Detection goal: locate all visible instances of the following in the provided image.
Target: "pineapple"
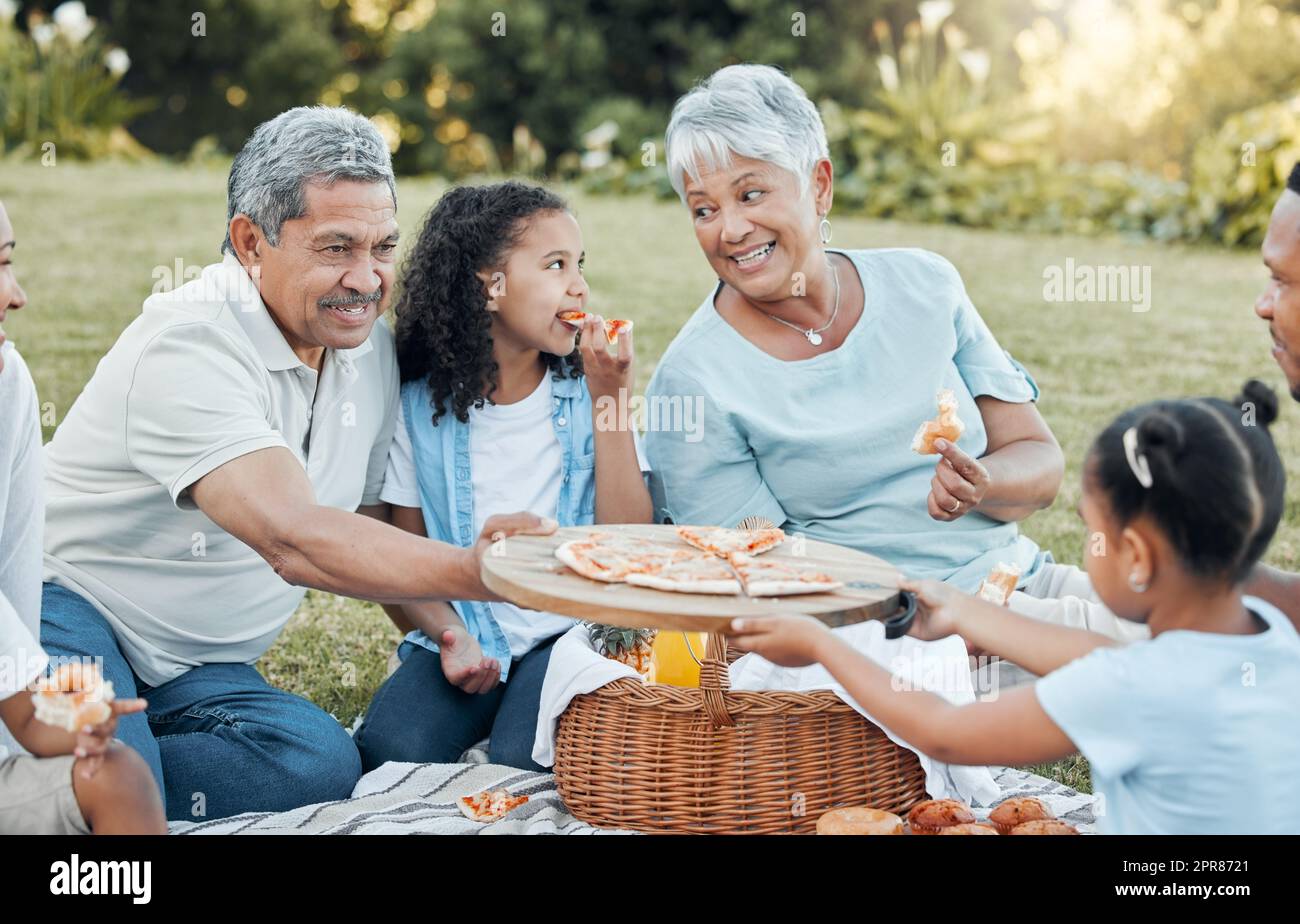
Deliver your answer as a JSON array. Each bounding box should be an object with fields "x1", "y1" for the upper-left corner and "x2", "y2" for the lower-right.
[{"x1": 586, "y1": 623, "x2": 657, "y2": 682}]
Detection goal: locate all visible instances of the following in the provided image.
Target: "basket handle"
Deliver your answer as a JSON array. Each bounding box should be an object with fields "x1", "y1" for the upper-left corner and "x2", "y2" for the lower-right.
[{"x1": 699, "y1": 632, "x2": 736, "y2": 729}]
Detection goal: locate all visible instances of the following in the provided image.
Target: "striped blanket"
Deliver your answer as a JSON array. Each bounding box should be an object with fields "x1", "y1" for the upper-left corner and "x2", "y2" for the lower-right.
[{"x1": 168, "y1": 756, "x2": 1099, "y2": 835}]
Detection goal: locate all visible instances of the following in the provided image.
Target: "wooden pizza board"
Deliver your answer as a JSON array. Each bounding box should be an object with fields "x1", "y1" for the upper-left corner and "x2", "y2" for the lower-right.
[{"x1": 480, "y1": 524, "x2": 903, "y2": 632}]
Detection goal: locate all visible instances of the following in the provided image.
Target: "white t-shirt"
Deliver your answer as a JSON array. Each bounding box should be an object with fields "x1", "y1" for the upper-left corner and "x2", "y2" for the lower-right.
[
  {"x1": 0, "y1": 343, "x2": 47, "y2": 760},
  {"x1": 42, "y1": 256, "x2": 399, "y2": 687},
  {"x1": 382, "y1": 375, "x2": 576, "y2": 658}
]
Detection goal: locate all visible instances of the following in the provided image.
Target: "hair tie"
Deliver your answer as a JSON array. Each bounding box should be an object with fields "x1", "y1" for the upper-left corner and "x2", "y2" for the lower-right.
[{"x1": 1123, "y1": 426, "x2": 1153, "y2": 489}]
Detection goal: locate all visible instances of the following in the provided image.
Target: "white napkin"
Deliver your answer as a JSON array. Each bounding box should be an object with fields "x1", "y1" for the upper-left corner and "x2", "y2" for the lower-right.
[
  {"x1": 534, "y1": 621, "x2": 1000, "y2": 806},
  {"x1": 533, "y1": 624, "x2": 641, "y2": 767},
  {"x1": 727, "y1": 619, "x2": 1000, "y2": 805}
]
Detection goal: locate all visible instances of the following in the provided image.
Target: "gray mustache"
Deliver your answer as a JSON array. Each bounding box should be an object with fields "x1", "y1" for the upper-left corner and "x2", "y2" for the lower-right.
[{"x1": 319, "y1": 289, "x2": 382, "y2": 308}]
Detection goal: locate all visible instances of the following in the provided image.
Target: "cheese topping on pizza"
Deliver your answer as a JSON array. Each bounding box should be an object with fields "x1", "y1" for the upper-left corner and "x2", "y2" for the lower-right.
[
  {"x1": 727, "y1": 553, "x2": 843, "y2": 597},
  {"x1": 458, "y1": 789, "x2": 530, "y2": 822},
  {"x1": 675, "y1": 525, "x2": 785, "y2": 557}
]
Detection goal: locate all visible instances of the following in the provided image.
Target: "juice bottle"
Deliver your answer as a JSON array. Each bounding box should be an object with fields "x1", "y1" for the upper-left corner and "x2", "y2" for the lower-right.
[{"x1": 650, "y1": 631, "x2": 706, "y2": 687}]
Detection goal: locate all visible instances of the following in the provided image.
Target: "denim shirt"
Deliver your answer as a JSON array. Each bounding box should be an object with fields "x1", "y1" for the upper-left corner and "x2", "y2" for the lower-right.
[{"x1": 399, "y1": 371, "x2": 596, "y2": 681}]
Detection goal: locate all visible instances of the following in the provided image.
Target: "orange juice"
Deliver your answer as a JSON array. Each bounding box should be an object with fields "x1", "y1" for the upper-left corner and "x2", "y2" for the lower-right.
[{"x1": 650, "y1": 631, "x2": 705, "y2": 687}]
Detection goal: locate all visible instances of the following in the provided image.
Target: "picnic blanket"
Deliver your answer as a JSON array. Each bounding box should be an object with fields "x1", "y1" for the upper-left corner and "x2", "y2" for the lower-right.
[{"x1": 167, "y1": 753, "x2": 1100, "y2": 834}]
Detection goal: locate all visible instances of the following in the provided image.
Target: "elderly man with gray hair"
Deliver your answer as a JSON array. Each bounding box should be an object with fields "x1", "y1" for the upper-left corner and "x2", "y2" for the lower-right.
[{"x1": 38, "y1": 107, "x2": 554, "y2": 822}]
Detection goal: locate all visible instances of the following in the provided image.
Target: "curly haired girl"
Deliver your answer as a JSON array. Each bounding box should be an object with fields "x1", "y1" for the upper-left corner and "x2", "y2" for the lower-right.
[{"x1": 355, "y1": 181, "x2": 652, "y2": 772}]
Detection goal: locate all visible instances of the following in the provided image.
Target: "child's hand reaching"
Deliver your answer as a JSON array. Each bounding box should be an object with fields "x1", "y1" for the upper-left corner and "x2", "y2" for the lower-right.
[
  {"x1": 898, "y1": 577, "x2": 967, "y2": 641},
  {"x1": 725, "y1": 614, "x2": 831, "y2": 667},
  {"x1": 74, "y1": 698, "x2": 147, "y2": 780},
  {"x1": 579, "y1": 314, "x2": 634, "y2": 402}
]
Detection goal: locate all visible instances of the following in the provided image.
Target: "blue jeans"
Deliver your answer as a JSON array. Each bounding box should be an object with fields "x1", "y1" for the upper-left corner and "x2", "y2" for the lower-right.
[
  {"x1": 354, "y1": 636, "x2": 559, "y2": 774},
  {"x1": 39, "y1": 583, "x2": 362, "y2": 822}
]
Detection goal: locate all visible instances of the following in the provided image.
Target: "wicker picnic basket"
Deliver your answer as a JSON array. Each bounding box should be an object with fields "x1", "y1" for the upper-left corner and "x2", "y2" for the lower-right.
[{"x1": 553, "y1": 631, "x2": 928, "y2": 835}]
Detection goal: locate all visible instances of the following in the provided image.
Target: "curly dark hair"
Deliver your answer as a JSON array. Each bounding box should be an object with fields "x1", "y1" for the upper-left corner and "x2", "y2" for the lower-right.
[{"x1": 394, "y1": 181, "x2": 582, "y2": 424}]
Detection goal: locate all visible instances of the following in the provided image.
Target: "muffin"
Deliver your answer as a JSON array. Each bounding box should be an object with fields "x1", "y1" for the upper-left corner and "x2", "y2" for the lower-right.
[
  {"x1": 816, "y1": 807, "x2": 904, "y2": 835},
  {"x1": 988, "y1": 797, "x2": 1055, "y2": 834},
  {"x1": 1009, "y1": 819, "x2": 1080, "y2": 835},
  {"x1": 906, "y1": 799, "x2": 977, "y2": 834},
  {"x1": 939, "y1": 823, "x2": 999, "y2": 835}
]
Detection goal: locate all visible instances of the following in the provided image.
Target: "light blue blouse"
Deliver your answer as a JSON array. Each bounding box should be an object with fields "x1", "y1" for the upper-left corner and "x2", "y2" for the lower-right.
[
  {"x1": 644, "y1": 247, "x2": 1048, "y2": 592},
  {"x1": 1035, "y1": 597, "x2": 1300, "y2": 834}
]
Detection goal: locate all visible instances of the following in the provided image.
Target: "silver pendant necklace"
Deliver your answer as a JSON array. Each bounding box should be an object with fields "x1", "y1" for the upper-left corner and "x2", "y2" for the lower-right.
[{"x1": 752, "y1": 256, "x2": 840, "y2": 346}]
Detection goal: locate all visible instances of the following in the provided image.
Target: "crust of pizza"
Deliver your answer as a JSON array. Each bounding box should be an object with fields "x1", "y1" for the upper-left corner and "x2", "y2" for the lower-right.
[
  {"x1": 625, "y1": 556, "x2": 742, "y2": 595},
  {"x1": 911, "y1": 388, "x2": 965, "y2": 454},
  {"x1": 676, "y1": 525, "x2": 785, "y2": 557},
  {"x1": 555, "y1": 539, "x2": 625, "y2": 582},
  {"x1": 729, "y1": 553, "x2": 842, "y2": 597},
  {"x1": 625, "y1": 572, "x2": 742, "y2": 595}
]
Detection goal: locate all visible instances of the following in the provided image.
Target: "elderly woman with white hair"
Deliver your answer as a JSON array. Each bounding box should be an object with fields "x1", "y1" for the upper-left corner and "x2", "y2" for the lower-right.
[{"x1": 646, "y1": 65, "x2": 1144, "y2": 649}]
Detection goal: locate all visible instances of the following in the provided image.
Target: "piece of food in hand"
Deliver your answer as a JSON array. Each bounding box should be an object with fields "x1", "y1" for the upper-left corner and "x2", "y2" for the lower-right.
[
  {"x1": 976, "y1": 562, "x2": 1021, "y2": 606},
  {"x1": 603, "y1": 318, "x2": 633, "y2": 344},
  {"x1": 557, "y1": 310, "x2": 633, "y2": 345},
  {"x1": 728, "y1": 552, "x2": 842, "y2": 597},
  {"x1": 458, "y1": 789, "x2": 530, "y2": 822},
  {"x1": 911, "y1": 388, "x2": 965, "y2": 454},
  {"x1": 906, "y1": 798, "x2": 977, "y2": 834},
  {"x1": 555, "y1": 533, "x2": 696, "y2": 583},
  {"x1": 816, "y1": 807, "x2": 904, "y2": 835},
  {"x1": 625, "y1": 555, "x2": 743, "y2": 595},
  {"x1": 587, "y1": 623, "x2": 657, "y2": 681},
  {"x1": 676, "y1": 525, "x2": 786, "y2": 557},
  {"x1": 1008, "y1": 819, "x2": 1079, "y2": 835},
  {"x1": 31, "y1": 661, "x2": 115, "y2": 732},
  {"x1": 939, "y1": 823, "x2": 1000, "y2": 835},
  {"x1": 988, "y1": 796, "x2": 1054, "y2": 834}
]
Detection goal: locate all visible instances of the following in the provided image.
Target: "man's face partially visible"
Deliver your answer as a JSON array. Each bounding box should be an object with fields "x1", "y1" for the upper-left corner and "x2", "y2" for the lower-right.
[
  {"x1": 1258, "y1": 190, "x2": 1300, "y2": 400},
  {"x1": 245, "y1": 179, "x2": 398, "y2": 366}
]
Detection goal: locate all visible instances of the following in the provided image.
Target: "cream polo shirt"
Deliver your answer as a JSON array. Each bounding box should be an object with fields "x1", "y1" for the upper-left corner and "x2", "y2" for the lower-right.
[{"x1": 42, "y1": 254, "x2": 399, "y2": 687}]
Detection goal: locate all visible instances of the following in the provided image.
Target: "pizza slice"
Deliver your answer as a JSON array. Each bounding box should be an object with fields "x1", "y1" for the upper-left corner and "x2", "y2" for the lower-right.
[
  {"x1": 676, "y1": 525, "x2": 786, "y2": 557},
  {"x1": 625, "y1": 555, "x2": 743, "y2": 595},
  {"x1": 976, "y1": 562, "x2": 1021, "y2": 606},
  {"x1": 911, "y1": 388, "x2": 965, "y2": 454},
  {"x1": 30, "y1": 661, "x2": 115, "y2": 732},
  {"x1": 602, "y1": 318, "x2": 633, "y2": 344},
  {"x1": 728, "y1": 552, "x2": 843, "y2": 597},
  {"x1": 556, "y1": 311, "x2": 633, "y2": 345},
  {"x1": 458, "y1": 789, "x2": 530, "y2": 822},
  {"x1": 555, "y1": 534, "x2": 696, "y2": 583}
]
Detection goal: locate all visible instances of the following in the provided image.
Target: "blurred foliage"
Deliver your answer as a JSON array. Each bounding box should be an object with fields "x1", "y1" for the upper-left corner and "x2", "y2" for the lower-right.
[
  {"x1": 0, "y1": 2, "x2": 151, "y2": 159},
  {"x1": 1018, "y1": 0, "x2": 1300, "y2": 179},
  {"x1": 1189, "y1": 96, "x2": 1300, "y2": 247},
  {"x1": 6, "y1": 0, "x2": 1300, "y2": 248}
]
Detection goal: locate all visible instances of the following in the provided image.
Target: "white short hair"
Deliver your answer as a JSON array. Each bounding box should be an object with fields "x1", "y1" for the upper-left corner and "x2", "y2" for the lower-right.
[{"x1": 665, "y1": 64, "x2": 830, "y2": 202}]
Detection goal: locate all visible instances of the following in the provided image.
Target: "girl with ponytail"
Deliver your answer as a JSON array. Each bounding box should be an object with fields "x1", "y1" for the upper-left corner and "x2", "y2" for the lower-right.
[
  {"x1": 356, "y1": 181, "x2": 652, "y2": 772},
  {"x1": 726, "y1": 380, "x2": 1299, "y2": 834}
]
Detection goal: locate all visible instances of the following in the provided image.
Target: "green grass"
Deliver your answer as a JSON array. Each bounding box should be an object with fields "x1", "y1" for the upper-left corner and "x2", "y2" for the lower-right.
[{"x1": 4, "y1": 161, "x2": 1297, "y2": 795}]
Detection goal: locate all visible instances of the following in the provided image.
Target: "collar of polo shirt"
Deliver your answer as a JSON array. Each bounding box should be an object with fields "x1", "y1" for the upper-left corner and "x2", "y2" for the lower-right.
[{"x1": 218, "y1": 253, "x2": 374, "y2": 375}]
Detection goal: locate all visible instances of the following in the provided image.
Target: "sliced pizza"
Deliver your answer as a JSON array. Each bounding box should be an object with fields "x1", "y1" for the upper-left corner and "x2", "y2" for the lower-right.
[
  {"x1": 911, "y1": 388, "x2": 965, "y2": 454},
  {"x1": 458, "y1": 789, "x2": 530, "y2": 822},
  {"x1": 603, "y1": 318, "x2": 633, "y2": 344},
  {"x1": 556, "y1": 310, "x2": 633, "y2": 345},
  {"x1": 976, "y1": 562, "x2": 1021, "y2": 606},
  {"x1": 676, "y1": 525, "x2": 786, "y2": 557},
  {"x1": 31, "y1": 661, "x2": 115, "y2": 732},
  {"x1": 625, "y1": 555, "x2": 743, "y2": 595},
  {"x1": 728, "y1": 552, "x2": 843, "y2": 597},
  {"x1": 555, "y1": 533, "x2": 696, "y2": 583}
]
